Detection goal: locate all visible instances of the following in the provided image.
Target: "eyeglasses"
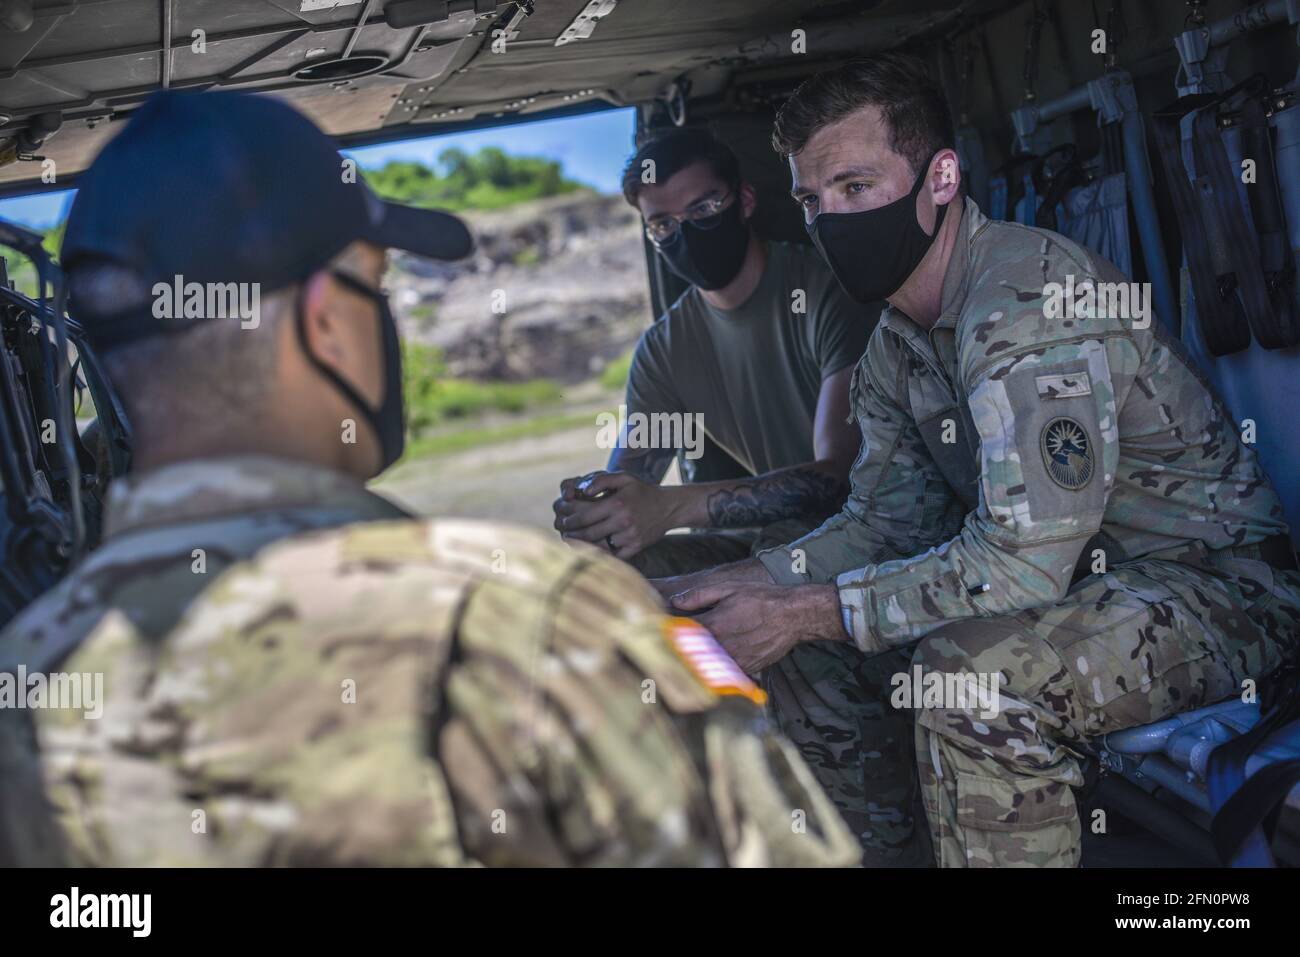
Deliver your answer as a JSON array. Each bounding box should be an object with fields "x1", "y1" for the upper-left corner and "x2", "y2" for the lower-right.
[{"x1": 644, "y1": 191, "x2": 735, "y2": 247}]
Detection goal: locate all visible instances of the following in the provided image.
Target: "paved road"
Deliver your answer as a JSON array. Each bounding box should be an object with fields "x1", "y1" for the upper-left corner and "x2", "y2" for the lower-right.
[{"x1": 375, "y1": 420, "x2": 610, "y2": 528}]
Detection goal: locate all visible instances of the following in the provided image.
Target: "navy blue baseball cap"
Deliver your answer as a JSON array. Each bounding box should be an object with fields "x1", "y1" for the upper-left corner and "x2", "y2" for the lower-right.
[{"x1": 62, "y1": 88, "x2": 473, "y2": 349}]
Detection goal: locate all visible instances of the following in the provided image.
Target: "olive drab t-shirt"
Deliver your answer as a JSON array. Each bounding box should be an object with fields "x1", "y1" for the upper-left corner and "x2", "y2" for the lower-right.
[{"x1": 625, "y1": 241, "x2": 879, "y2": 477}]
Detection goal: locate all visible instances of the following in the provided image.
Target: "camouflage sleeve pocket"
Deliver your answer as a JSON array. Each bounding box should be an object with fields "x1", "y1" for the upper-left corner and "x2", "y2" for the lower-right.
[
  {"x1": 845, "y1": 356, "x2": 865, "y2": 426},
  {"x1": 969, "y1": 344, "x2": 1114, "y2": 539}
]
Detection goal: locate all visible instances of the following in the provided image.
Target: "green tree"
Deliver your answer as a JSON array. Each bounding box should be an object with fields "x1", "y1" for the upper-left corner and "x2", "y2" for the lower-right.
[
  {"x1": 363, "y1": 146, "x2": 583, "y2": 212},
  {"x1": 437, "y1": 147, "x2": 473, "y2": 184},
  {"x1": 476, "y1": 146, "x2": 512, "y2": 188}
]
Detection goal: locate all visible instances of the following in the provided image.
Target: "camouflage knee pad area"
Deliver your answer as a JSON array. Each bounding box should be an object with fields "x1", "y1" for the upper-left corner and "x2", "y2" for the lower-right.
[
  {"x1": 911, "y1": 558, "x2": 1299, "y2": 867},
  {"x1": 911, "y1": 618, "x2": 1086, "y2": 868}
]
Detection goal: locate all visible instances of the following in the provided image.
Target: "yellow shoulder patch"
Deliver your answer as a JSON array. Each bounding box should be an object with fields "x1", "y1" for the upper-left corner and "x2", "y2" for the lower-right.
[{"x1": 662, "y1": 617, "x2": 767, "y2": 707}]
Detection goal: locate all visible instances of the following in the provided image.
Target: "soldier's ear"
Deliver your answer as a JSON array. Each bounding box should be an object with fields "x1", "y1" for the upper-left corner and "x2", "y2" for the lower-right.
[
  {"x1": 299, "y1": 270, "x2": 347, "y2": 367},
  {"x1": 740, "y1": 181, "x2": 758, "y2": 221},
  {"x1": 929, "y1": 149, "x2": 962, "y2": 208}
]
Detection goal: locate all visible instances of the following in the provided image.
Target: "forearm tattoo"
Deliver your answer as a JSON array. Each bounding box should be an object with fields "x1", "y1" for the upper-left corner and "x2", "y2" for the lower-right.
[{"x1": 706, "y1": 468, "x2": 849, "y2": 528}]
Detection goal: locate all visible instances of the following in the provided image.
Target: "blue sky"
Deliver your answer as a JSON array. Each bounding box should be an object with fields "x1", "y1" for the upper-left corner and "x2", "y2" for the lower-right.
[{"x1": 0, "y1": 106, "x2": 637, "y2": 229}]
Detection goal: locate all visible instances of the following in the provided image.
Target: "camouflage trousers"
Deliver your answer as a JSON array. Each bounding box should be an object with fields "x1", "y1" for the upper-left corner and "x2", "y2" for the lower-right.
[
  {"x1": 911, "y1": 546, "x2": 1300, "y2": 867},
  {"x1": 763, "y1": 641, "x2": 932, "y2": 867},
  {"x1": 631, "y1": 519, "x2": 932, "y2": 866},
  {"x1": 628, "y1": 529, "x2": 758, "y2": 579}
]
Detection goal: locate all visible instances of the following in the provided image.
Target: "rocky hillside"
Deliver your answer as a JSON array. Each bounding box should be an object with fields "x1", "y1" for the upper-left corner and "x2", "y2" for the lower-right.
[{"x1": 388, "y1": 190, "x2": 651, "y2": 383}]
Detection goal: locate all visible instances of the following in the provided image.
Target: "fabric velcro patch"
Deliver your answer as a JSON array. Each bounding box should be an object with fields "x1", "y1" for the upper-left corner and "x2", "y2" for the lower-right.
[
  {"x1": 1040, "y1": 416, "x2": 1095, "y2": 490},
  {"x1": 1034, "y1": 372, "x2": 1091, "y2": 399},
  {"x1": 661, "y1": 617, "x2": 767, "y2": 707}
]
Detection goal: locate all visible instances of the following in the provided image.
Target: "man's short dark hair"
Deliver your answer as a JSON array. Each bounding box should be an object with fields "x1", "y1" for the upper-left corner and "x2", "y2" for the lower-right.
[
  {"x1": 68, "y1": 258, "x2": 286, "y2": 455},
  {"x1": 620, "y1": 128, "x2": 741, "y2": 207},
  {"x1": 771, "y1": 52, "x2": 955, "y2": 177}
]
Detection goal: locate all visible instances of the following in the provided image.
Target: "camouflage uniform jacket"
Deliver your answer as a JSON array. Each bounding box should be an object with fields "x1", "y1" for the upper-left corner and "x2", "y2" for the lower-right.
[
  {"x1": 0, "y1": 455, "x2": 857, "y2": 867},
  {"x1": 758, "y1": 199, "x2": 1293, "y2": 653}
]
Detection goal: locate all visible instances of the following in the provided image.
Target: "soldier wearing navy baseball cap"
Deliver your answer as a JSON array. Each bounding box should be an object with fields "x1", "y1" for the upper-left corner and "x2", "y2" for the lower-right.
[
  {"x1": 65, "y1": 88, "x2": 473, "y2": 477},
  {"x1": 0, "y1": 91, "x2": 863, "y2": 872}
]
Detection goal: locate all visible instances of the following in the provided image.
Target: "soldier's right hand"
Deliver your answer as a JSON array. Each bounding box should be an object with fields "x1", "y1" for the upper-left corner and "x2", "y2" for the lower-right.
[
  {"x1": 649, "y1": 557, "x2": 773, "y2": 606},
  {"x1": 649, "y1": 572, "x2": 694, "y2": 603},
  {"x1": 556, "y1": 472, "x2": 592, "y2": 504},
  {"x1": 554, "y1": 471, "x2": 613, "y2": 551}
]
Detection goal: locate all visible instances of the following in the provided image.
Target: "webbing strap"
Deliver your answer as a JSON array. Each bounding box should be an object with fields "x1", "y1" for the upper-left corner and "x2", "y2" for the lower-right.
[
  {"x1": 1193, "y1": 106, "x2": 1278, "y2": 348},
  {"x1": 1236, "y1": 96, "x2": 1300, "y2": 348},
  {"x1": 1152, "y1": 95, "x2": 1252, "y2": 355},
  {"x1": 1210, "y1": 759, "x2": 1300, "y2": 867},
  {"x1": 1206, "y1": 664, "x2": 1300, "y2": 867}
]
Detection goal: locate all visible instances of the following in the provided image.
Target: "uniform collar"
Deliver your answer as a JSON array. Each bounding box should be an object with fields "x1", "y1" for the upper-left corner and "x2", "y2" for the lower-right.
[
  {"x1": 936, "y1": 197, "x2": 985, "y2": 329},
  {"x1": 879, "y1": 196, "x2": 984, "y2": 339},
  {"x1": 104, "y1": 455, "x2": 402, "y2": 538}
]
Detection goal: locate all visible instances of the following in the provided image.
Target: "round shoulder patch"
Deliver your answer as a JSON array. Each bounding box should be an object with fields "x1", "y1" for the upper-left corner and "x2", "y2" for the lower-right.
[{"x1": 1040, "y1": 416, "x2": 1094, "y2": 490}]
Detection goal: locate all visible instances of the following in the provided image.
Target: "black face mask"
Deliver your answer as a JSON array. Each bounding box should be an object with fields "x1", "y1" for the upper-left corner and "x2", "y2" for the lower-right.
[
  {"x1": 807, "y1": 158, "x2": 949, "y2": 304},
  {"x1": 296, "y1": 270, "x2": 406, "y2": 474},
  {"x1": 656, "y1": 199, "x2": 750, "y2": 291}
]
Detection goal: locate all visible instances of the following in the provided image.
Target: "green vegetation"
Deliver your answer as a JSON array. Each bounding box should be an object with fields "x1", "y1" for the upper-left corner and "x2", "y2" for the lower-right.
[
  {"x1": 402, "y1": 340, "x2": 563, "y2": 434},
  {"x1": 364, "y1": 146, "x2": 584, "y2": 212},
  {"x1": 401, "y1": 408, "x2": 608, "y2": 462},
  {"x1": 398, "y1": 338, "x2": 635, "y2": 463},
  {"x1": 405, "y1": 301, "x2": 438, "y2": 326},
  {"x1": 5, "y1": 221, "x2": 64, "y2": 297},
  {"x1": 599, "y1": 349, "x2": 633, "y2": 390},
  {"x1": 42, "y1": 221, "x2": 64, "y2": 258},
  {"x1": 512, "y1": 245, "x2": 541, "y2": 267}
]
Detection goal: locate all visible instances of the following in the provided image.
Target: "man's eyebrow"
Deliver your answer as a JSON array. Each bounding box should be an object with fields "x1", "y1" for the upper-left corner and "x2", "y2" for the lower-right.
[
  {"x1": 827, "y1": 166, "x2": 880, "y2": 185},
  {"x1": 789, "y1": 166, "x2": 882, "y2": 198},
  {"x1": 647, "y1": 187, "x2": 722, "y2": 217},
  {"x1": 683, "y1": 187, "x2": 723, "y2": 207}
]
